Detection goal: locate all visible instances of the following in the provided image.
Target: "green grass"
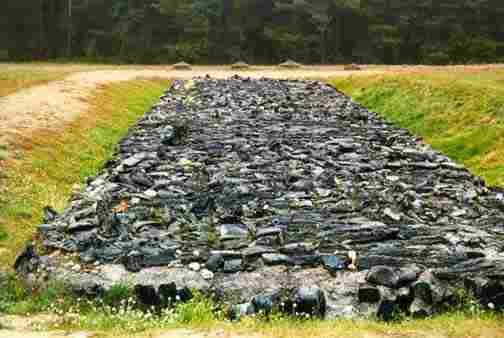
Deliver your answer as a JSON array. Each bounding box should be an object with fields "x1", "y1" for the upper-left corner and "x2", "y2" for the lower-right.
[
  {"x1": 330, "y1": 70, "x2": 504, "y2": 187},
  {"x1": 0, "y1": 78, "x2": 171, "y2": 266}
]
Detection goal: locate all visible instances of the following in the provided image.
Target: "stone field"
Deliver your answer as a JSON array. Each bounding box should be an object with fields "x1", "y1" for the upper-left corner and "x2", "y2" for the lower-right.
[{"x1": 16, "y1": 76, "x2": 504, "y2": 319}]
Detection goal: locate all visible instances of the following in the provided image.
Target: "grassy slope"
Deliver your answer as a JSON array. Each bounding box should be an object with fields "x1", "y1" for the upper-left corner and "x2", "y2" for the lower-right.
[
  {"x1": 0, "y1": 79, "x2": 171, "y2": 266},
  {"x1": 330, "y1": 70, "x2": 504, "y2": 187}
]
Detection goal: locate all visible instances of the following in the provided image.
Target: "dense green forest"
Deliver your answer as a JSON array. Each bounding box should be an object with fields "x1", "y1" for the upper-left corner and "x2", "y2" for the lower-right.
[{"x1": 2, "y1": 0, "x2": 504, "y2": 64}]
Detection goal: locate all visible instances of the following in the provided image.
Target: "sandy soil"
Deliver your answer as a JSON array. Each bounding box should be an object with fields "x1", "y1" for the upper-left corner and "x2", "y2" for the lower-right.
[
  {"x1": 0, "y1": 315, "x2": 91, "y2": 338},
  {"x1": 0, "y1": 314, "x2": 264, "y2": 338}
]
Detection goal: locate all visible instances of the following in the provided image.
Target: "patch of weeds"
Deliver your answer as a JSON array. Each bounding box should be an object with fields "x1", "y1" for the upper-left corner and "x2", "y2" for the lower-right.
[
  {"x1": 206, "y1": 227, "x2": 221, "y2": 248},
  {"x1": 102, "y1": 283, "x2": 135, "y2": 307},
  {"x1": 9, "y1": 281, "x2": 71, "y2": 315},
  {"x1": 45, "y1": 290, "x2": 223, "y2": 332},
  {"x1": 0, "y1": 150, "x2": 8, "y2": 161},
  {"x1": 444, "y1": 288, "x2": 484, "y2": 316},
  {"x1": 174, "y1": 291, "x2": 223, "y2": 325},
  {"x1": 0, "y1": 273, "x2": 27, "y2": 312}
]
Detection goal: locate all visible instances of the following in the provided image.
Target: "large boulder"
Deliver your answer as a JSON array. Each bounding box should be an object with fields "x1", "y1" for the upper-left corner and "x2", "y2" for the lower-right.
[
  {"x1": 292, "y1": 286, "x2": 326, "y2": 317},
  {"x1": 366, "y1": 266, "x2": 399, "y2": 288}
]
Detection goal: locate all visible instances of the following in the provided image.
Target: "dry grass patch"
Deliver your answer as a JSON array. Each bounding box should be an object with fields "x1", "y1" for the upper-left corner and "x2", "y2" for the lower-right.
[{"x1": 0, "y1": 68, "x2": 71, "y2": 97}]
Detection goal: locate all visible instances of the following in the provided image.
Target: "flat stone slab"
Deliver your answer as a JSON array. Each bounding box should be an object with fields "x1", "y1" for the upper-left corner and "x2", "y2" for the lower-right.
[{"x1": 16, "y1": 77, "x2": 504, "y2": 318}]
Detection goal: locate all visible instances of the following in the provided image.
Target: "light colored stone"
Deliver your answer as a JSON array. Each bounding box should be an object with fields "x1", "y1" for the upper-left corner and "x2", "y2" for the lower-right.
[
  {"x1": 189, "y1": 262, "x2": 201, "y2": 272},
  {"x1": 201, "y1": 269, "x2": 214, "y2": 280},
  {"x1": 100, "y1": 264, "x2": 129, "y2": 283},
  {"x1": 144, "y1": 189, "x2": 158, "y2": 198}
]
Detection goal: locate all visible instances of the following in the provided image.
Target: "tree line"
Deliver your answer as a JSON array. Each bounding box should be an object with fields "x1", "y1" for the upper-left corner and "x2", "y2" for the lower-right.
[{"x1": 1, "y1": 0, "x2": 504, "y2": 64}]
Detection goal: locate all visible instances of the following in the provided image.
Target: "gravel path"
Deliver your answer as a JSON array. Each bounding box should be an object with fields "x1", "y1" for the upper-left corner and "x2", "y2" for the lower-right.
[{"x1": 0, "y1": 67, "x2": 380, "y2": 145}]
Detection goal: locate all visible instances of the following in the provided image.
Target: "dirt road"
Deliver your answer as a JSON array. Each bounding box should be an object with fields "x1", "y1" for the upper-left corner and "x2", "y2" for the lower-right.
[{"x1": 0, "y1": 314, "x2": 263, "y2": 338}]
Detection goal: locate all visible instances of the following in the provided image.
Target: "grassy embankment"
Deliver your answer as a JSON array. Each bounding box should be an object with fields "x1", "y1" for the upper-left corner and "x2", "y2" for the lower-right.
[
  {"x1": 330, "y1": 70, "x2": 504, "y2": 187},
  {"x1": 0, "y1": 78, "x2": 171, "y2": 266}
]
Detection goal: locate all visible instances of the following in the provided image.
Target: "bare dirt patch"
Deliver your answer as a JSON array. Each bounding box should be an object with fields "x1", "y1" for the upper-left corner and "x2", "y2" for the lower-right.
[{"x1": 0, "y1": 314, "x2": 92, "y2": 338}]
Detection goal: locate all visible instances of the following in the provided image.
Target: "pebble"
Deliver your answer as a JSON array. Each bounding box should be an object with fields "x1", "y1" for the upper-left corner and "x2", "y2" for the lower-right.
[
  {"x1": 188, "y1": 262, "x2": 201, "y2": 271},
  {"x1": 200, "y1": 269, "x2": 214, "y2": 280}
]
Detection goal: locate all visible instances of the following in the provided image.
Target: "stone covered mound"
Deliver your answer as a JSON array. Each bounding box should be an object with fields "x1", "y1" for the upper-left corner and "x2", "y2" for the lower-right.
[{"x1": 19, "y1": 77, "x2": 504, "y2": 319}]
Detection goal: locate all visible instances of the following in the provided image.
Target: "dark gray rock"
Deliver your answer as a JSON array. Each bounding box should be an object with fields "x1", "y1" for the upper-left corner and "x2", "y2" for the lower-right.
[
  {"x1": 252, "y1": 292, "x2": 280, "y2": 315},
  {"x1": 321, "y1": 255, "x2": 347, "y2": 274},
  {"x1": 14, "y1": 244, "x2": 39, "y2": 276},
  {"x1": 206, "y1": 254, "x2": 225, "y2": 272},
  {"x1": 229, "y1": 302, "x2": 256, "y2": 320},
  {"x1": 465, "y1": 277, "x2": 504, "y2": 310},
  {"x1": 366, "y1": 266, "x2": 399, "y2": 288},
  {"x1": 176, "y1": 286, "x2": 193, "y2": 302},
  {"x1": 242, "y1": 246, "x2": 276, "y2": 258},
  {"x1": 135, "y1": 285, "x2": 159, "y2": 307},
  {"x1": 223, "y1": 259, "x2": 242, "y2": 273},
  {"x1": 159, "y1": 282, "x2": 177, "y2": 306},
  {"x1": 397, "y1": 265, "x2": 422, "y2": 287},
  {"x1": 43, "y1": 206, "x2": 59, "y2": 223},
  {"x1": 358, "y1": 284, "x2": 381, "y2": 303},
  {"x1": 292, "y1": 286, "x2": 326, "y2": 317},
  {"x1": 377, "y1": 299, "x2": 399, "y2": 321},
  {"x1": 122, "y1": 251, "x2": 143, "y2": 272},
  {"x1": 262, "y1": 253, "x2": 293, "y2": 266},
  {"x1": 412, "y1": 271, "x2": 445, "y2": 304}
]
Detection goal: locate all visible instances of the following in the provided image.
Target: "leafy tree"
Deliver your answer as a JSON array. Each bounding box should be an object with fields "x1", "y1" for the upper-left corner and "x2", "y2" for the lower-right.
[{"x1": 3, "y1": 0, "x2": 504, "y2": 64}]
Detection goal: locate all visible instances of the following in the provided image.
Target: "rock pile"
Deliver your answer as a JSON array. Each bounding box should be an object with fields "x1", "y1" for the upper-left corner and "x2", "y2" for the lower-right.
[
  {"x1": 16, "y1": 77, "x2": 504, "y2": 319},
  {"x1": 278, "y1": 60, "x2": 302, "y2": 69},
  {"x1": 172, "y1": 62, "x2": 192, "y2": 70},
  {"x1": 230, "y1": 61, "x2": 251, "y2": 70}
]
